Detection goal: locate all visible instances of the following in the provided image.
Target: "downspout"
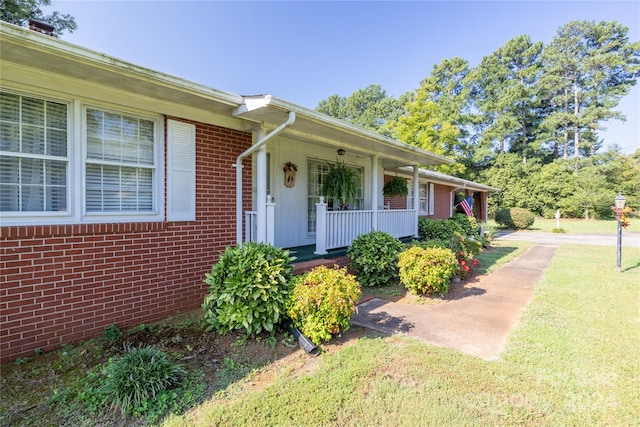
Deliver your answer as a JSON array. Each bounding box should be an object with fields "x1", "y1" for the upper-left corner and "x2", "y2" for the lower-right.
[{"x1": 236, "y1": 111, "x2": 296, "y2": 245}]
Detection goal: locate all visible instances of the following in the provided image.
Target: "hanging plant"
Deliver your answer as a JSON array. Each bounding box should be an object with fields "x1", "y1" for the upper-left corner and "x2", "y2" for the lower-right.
[
  {"x1": 383, "y1": 176, "x2": 408, "y2": 197},
  {"x1": 321, "y1": 160, "x2": 358, "y2": 210}
]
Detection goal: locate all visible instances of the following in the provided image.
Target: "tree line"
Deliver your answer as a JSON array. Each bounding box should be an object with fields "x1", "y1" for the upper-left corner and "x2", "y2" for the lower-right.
[{"x1": 316, "y1": 20, "x2": 640, "y2": 219}]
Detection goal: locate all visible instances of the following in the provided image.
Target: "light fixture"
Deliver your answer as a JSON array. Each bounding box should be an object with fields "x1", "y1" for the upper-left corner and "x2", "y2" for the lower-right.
[
  {"x1": 615, "y1": 192, "x2": 626, "y2": 210},
  {"x1": 337, "y1": 149, "x2": 345, "y2": 156}
]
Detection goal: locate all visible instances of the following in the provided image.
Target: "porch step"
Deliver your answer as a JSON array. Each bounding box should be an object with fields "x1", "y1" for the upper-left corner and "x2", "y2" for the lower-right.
[{"x1": 293, "y1": 256, "x2": 351, "y2": 276}]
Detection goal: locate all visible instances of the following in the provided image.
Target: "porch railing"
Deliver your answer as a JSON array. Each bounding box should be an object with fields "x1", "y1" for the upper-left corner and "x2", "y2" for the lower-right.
[
  {"x1": 244, "y1": 211, "x2": 257, "y2": 242},
  {"x1": 315, "y1": 197, "x2": 417, "y2": 254}
]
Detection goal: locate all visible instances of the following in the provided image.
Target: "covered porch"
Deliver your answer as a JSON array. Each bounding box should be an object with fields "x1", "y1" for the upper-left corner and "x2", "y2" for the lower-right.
[{"x1": 233, "y1": 95, "x2": 454, "y2": 254}]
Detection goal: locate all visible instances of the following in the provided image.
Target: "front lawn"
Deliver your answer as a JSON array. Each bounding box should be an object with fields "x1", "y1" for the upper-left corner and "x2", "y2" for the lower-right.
[
  {"x1": 489, "y1": 217, "x2": 640, "y2": 234},
  {"x1": 163, "y1": 244, "x2": 639, "y2": 426}
]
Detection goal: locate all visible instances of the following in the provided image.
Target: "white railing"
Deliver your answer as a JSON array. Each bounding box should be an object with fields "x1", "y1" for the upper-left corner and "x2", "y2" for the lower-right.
[
  {"x1": 325, "y1": 210, "x2": 374, "y2": 250},
  {"x1": 244, "y1": 211, "x2": 257, "y2": 242},
  {"x1": 378, "y1": 209, "x2": 417, "y2": 239},
  {"x1": 315, "y1": 197, "x2": 417, "y2": 254}
]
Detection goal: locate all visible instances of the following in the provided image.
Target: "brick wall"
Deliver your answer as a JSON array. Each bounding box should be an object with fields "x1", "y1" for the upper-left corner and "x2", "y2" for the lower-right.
[
  {"x1": 430, "y1": 183, "x2": 452, "y2": 219},
  {"x1": 0, "y1": 118, "x2": 252, "y2": 363}
]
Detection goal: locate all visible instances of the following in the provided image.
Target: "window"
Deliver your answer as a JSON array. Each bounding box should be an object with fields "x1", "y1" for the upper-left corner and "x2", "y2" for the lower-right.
[
  {"x1": 85, "y1": 109, "x2": 155, "y2": 213},
  {"x1": 307, "y1": 159, "x2": 364, "y2": 233},
  {"x1": 0, "y1": 90, "x2": 163, "y2": 225},
  {"x1": 0, "y1": 92, "x2": 68, "y2": 213},
  {"x1": 408, "y1": 181, "x2": 429, "y2": 213}
]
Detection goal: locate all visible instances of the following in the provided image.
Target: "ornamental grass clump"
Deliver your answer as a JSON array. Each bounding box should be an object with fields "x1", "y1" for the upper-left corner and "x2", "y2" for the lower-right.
[
  {"x1": 347, "y1": 231, "x2": 404, "y2": 287},
  {"x1": 287, "y1": 266, "x2": 361, "y2": 345},
  {"x1": 202, "y1": 242, "x2": 295, "y2": 335},
  {"x1": 102, "y1": 346, "x2": 186, "y2": 415},
  {"x1": 398, "y1": 246, "x2": 458, "y2": 296}
]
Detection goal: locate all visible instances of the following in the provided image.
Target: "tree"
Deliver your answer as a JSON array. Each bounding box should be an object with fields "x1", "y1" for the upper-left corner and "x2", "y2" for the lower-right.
[
  {"x1": 0, "y1": 0, "x2": 77, "y2": 36},
  {"x1": 389, "y1": 57, "x2": 473, "y2": 174},
  {"x1": 316, "y1": 84, "x2": 408, "y2": 135},
  {"x1": 540, "y1": 21, "x2": 640, "y2": 159}
]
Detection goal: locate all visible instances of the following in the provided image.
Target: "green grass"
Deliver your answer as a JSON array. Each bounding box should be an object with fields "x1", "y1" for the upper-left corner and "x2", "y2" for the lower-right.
[
  {"x1": 474, "y1": 239, "x2": 533, "y2": 275},
  {"x1": 489, "y1": 217, "x2": 640, "y2": 234},
  {"x1": 164, "y1": 245, "x2": 640, "y2": 426}
]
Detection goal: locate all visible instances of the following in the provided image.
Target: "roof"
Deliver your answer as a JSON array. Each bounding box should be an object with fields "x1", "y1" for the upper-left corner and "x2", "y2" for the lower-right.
[
  {"x1": 0, "y1": 21, "x2": 453, "y2": 170},
  {"x1": 390, "y1": 167, "x2": 500, "y2": 193}
]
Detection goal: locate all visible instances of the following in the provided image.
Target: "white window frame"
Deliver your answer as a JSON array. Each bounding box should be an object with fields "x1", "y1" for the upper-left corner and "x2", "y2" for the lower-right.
[
  {"x1": 407, "y1": 180, "x2": 429, "y2": 214},
  {"x1": 0, "y1": 89, "x2": 164, "y2": 226}
]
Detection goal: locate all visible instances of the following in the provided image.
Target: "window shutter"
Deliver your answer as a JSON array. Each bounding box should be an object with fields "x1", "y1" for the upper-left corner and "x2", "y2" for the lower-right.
[
  {"x1": 428, "y1": 183, "x2": 434, "y2": 215},
  {"x1": 167, "y1": 120, "x2": 196, "y2": 221}
]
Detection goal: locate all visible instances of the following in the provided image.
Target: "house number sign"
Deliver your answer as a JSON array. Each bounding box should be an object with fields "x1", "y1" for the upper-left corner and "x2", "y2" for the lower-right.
[{"x1": 283, "y1": 162, "x2": 297, "y2": 188}]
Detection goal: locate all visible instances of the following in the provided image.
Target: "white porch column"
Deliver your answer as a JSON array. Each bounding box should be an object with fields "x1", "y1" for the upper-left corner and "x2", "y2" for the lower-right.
[
  {"x1": 371, "y1": 155, "x2": 379, "y2": 231},
  {"x1": 256, "y1": 130, "x2": 267, "y2": 243},
  {"x1": 413, "y1": 165, "x2": 420, "y2": 237},
  {"x1": 315, "y1": 196, "x2": 328, "y2": 255},
  {"x1": 266, "y1": 194, "x2": 275, "y2": 245}
]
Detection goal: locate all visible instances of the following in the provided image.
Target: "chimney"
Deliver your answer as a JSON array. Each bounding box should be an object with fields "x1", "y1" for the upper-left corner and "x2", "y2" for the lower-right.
[{"x1": 28, "y1": 19, "x2": 56, "y2": 37}]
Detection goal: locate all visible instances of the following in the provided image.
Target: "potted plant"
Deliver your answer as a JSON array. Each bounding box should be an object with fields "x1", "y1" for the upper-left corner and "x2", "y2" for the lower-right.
[
  {"x1": 383, "y1": 175, "x2": 408, "y2": 197},
  {"x1": 321, "y1": 160, "x2": 358, "y2": 210}
]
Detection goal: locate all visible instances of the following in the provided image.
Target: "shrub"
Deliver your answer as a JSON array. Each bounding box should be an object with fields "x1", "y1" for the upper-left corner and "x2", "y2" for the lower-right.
[
  {"x1": 398, "y1": 246, "x2": 458, "y2": 296},
  {"x1": 552, "y1": 228, "x2": 566, "y2": 233},
  {"x1": 347, "y1": 231, "x2": 404, "y2": 287},
  {"x1": 407, "y1": 239, "x2": 448, "y2": 249},
  {"x1": 418, "y1": 217, "x2": 462, "y2": 242},
  {"x1": 448, "y1": 214, "x2": 479, "y2": 238},
  {"x1": 494, "y1": 208, "x2": 535, "y2": 229},
  {"x1": 102, "y1": 346, "x2": 186, "y2": 415},
  {"x1": 287, "y1": 266, "x2": 361, "y2": 344},
  {"x1": 202, "y1": 242, "x2": 295, "y2": 335}
]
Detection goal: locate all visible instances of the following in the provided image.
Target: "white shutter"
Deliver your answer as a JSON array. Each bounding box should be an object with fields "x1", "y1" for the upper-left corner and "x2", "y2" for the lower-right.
[
  {"x1": 428, "y1": 183, "x2": 434, "y2": 215},
  {"x1": 167, "y1": 120, "x2": 196, "y2": 221}
]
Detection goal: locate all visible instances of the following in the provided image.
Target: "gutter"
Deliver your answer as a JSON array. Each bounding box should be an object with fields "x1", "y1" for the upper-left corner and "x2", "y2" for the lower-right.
[{"x1": 236, "y1": 111, "x2": 296, "y2": 245}]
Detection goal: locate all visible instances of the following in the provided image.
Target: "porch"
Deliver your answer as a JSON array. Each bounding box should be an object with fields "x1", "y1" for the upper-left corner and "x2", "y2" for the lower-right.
[{"x1": 245, "y1": 201, "x2": 419, "y2": 257}]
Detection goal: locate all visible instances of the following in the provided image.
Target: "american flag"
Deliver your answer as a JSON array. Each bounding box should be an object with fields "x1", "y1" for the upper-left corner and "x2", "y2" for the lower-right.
[{"x1": 460, "y1": 195, "x2": 473, "y2": 217}]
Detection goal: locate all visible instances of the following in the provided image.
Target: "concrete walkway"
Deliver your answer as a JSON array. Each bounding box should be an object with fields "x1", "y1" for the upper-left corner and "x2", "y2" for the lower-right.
[{"x1": 350, "y1": 244, "x2": 557, "y2": 360}]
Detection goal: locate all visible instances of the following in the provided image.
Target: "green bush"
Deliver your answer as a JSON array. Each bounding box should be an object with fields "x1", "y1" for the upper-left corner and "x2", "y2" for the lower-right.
[
  {"x1": 287, "y1": 266, "x2": 361, "y2": 344},
  {"x1": 202, "y1": 242, "x2": 295, "y2": 335},
  {"x1": 347, "y1": 231, "x2": 404, "y2": 287},
  {"x1": 398, "y1": 246, "x2": 458, "y2": 296},
  {"x1": 418, "y1": 217, "x2": 462, "y2": 242},
  {"x1": 447, "y1": 214, "x2": 479, "y2": 238},
  {"x1": 407, "y1": 239, "x2": 448, "y2": 249},
  {"x1": 102, "y1": 346, "x2": 186, "y2": 415},
  {"x1": 494, "y1": 208, "x2": 535, "y2": 229}
]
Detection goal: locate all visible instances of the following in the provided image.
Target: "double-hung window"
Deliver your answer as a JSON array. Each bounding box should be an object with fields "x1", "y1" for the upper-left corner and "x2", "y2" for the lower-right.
[
  {"x1": 0, "y1": 90, "x2": 163, "y2": 225},
  {"x1": 0, "y1": 92, "x2": 68, "y2": 214},
  {"x1": 85, "y1": 108, "x2": 155, "y2": 214}
]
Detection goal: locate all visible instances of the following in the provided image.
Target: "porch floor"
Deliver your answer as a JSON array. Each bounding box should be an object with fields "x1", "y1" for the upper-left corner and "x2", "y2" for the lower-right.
[
  {"x1": 287, "y1": 244, "x2": 350, "y2": 275},
  {"x1": 286, "y1": 244, "x2": 348, "y2": 263}
]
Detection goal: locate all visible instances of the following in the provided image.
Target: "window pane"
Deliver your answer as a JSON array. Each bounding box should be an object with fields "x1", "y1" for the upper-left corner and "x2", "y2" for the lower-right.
[
  {"x1": 46, "y1": 101, "x2": 67, "y2": 130},
  {"x1": 22, "y1": 125, "x2": 45, "y2": 155},
  {"x1": 121, "y1": 116, "x2": 139, "y2": 162},
  {"x1": 101, "y1": 165, "x2": 121, "y2": 212},
  {"x1": 138, "y1": 120, "x2": 154, "y2": 164},
  {"x1": 0, "y1": 156, "x2": 19, "y2": 184},
  {"x1": 103, "y1": 112, "x2": 122, "y2": 161},
  {"x1": 0, "y1": 183, "x2": 19, "y2": 211},
  {"x1": 47, "y1": 129, "x2": 67, "y2": 156},
  {"x1": 21, "y1": 186, "x2": 44, "y2": 211},
  {"x1": 86, "y1": 109, "x2": 103, "y2": 159},
  {"x1": 0, "y1": 92, "x2": 19, "y2": 122},
  {"x1": 21, "y1": 97, "x2": 44, "y2": 126},
  {"x1": 46, "y1": 160, "x2": 67, "y2": 186},
  {"x1": 85, "y1": 163, "x2": 103, "y2": 212},
  {"x1": 0, "y1": 123, "x2": 20, "y2": 152},
  {"x1": 21, "y1": 158, "x2": 43, "y2": 185},
  {"x1": 138, "y1": 168, "x2": 153, "y2": 210},
  {"x1": 47, "y1": 186, "x2": 66, "y2": 211}
]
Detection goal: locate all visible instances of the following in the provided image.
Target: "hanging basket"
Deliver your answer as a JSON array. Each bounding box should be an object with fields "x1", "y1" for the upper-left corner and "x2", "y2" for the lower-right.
[{"x1": 383, "y1": 176, "x2": 408, "y2": 197}]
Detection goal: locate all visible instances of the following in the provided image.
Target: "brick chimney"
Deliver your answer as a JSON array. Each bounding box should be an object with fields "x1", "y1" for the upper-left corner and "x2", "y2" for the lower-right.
[{"x1": 28, "y1": 19, "x2": 56, "y2": 37}]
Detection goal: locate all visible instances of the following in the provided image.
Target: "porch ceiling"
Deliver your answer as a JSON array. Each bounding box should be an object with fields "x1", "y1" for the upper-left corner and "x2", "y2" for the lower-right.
[{"x1": 233, "y1": 95, "x2": 454, "y2": 169}]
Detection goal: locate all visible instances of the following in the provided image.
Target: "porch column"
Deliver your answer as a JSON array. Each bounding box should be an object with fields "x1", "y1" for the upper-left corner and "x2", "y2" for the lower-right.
[
  {"x1": 371, "y1": 155, "x2": 379, "y2": 231},
  {"x1": 315, "y1": 197, "x2": 328, "y2": 255},
  {"x1": 413, "y1": 165, "x2": 420, "y2": 237},
  {"x1": 256, "y1": 130, "x2": 267, "y2": 243}
]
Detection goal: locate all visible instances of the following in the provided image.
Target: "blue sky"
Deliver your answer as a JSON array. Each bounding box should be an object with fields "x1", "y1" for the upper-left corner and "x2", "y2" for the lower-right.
[{"x1": 53, "y1": 0, "x2": 639, "y2": 154}]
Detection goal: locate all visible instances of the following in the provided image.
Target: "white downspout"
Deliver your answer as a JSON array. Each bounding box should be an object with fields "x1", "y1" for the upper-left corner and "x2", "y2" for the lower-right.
[{"x1": 235, "y1": 111, "x2": 296, "y2": 245}]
